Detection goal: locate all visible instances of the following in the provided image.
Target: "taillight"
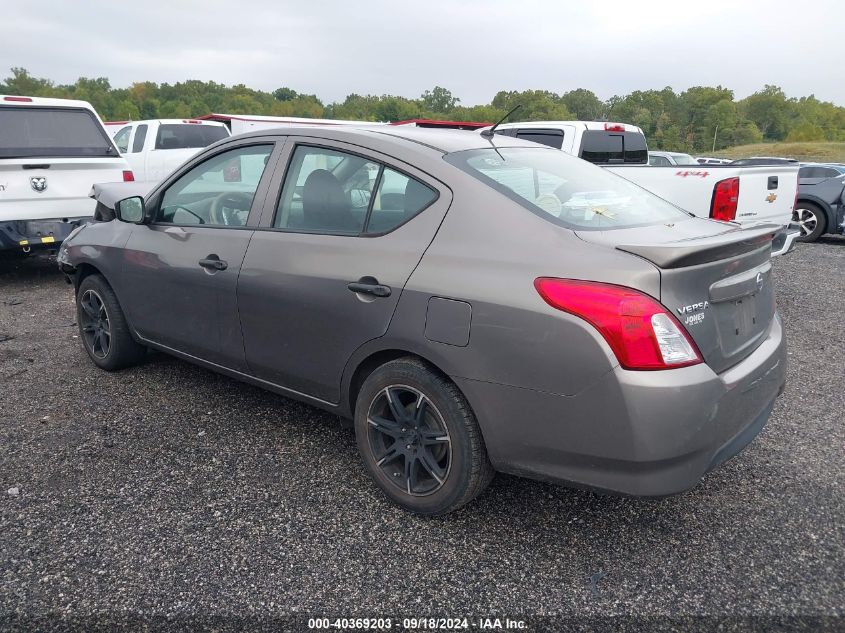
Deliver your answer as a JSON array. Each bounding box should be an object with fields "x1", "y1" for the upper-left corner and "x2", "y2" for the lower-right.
[
  {"x1": 604, "y1": 123, "x2": 626, "y2": 132},
  {"x1": 3, "y1": 96, "x2": 33, "y2": 102},
  {"x1": 122, "y1": 170, "x2": 135, "y2": 182},
  {"x1": 710, "y1": 177, "x2": 739, "y2": 222},
  {"x1": 534, "y1": 278, "x2": 702, "y2": 371}
]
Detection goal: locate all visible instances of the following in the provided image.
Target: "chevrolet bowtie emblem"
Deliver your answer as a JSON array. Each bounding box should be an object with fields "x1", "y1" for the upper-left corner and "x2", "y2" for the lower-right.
[{"x1": 765, "y1": 193, "x2": 777, "y2": 203}]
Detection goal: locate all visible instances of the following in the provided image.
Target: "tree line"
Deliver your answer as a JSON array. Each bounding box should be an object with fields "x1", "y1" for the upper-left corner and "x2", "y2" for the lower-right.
[{"x1": 4, "y1": 67, "x2": 844, "y2": 153}]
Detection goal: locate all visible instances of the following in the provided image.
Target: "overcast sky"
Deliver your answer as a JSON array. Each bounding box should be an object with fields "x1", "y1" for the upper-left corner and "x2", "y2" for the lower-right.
[{"x1": 1, "y1": 0, "x2": 836, "y2": 106}]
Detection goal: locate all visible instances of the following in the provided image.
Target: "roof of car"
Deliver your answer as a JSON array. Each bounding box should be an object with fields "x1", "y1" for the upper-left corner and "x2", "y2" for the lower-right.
[
  {"x1": 0, "y1": 94, "x2": 98, "y2": 111},
  {"x1": 231, "y1": 124, "x2": 545, "y2": 154}
]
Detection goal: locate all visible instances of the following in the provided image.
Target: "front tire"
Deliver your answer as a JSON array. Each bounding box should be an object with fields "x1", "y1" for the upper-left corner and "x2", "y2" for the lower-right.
[
  {"x1": 793, "y1": 202, "x2": 826, "y2": 242},
  {"x1": 76, "y1": 274, "x2": 146, "y2": 371},
  {"x1": 354, "y1": 357, "x2": 494, "y2": 515}
]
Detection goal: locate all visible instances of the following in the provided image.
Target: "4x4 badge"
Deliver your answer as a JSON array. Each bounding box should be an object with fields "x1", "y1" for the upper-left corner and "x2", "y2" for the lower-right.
[{"x1": 30, "y1": 177, "x2": 47, "y2": 193}]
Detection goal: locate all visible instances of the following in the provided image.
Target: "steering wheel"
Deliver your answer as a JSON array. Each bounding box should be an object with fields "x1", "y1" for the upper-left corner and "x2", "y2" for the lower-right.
[{"x1": 209, "y1": 191, "x2": 254, "y2": 226}]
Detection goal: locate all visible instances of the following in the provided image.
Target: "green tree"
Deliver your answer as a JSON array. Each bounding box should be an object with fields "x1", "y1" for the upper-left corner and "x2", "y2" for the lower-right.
[
  {"x1": 560, "y1": 88, "x2": 604, "y2": 120},
  {"x1": 420, "y1": 86, "x2": 459, "y2": 114},
  {"x1": 740, "y1": 85, "x2": 790, "y2": 140}
]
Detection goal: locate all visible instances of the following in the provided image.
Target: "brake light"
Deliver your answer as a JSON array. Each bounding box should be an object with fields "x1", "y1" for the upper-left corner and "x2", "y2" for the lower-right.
[
  {"x1": 122, "y1": 170, "x2": 135, "y2": 182},
  {"x1": 534, "y1": 278, "x2": 702, "y2": 370},
  {"x1": 710, "y1": 177, "x2": 740, "y2": 222},
  {"x1": 182, "y1": 119, "x2": 201, "y2": 124},
  {"x1": 604, "y1": 123, "x2": 626, "y2": 132},
  {"x1": 3, "y1": 96, "x2": 33, "y2": 102},
  {"x1": 793, "y1": 175, "x2": 799, "y2": 211}
]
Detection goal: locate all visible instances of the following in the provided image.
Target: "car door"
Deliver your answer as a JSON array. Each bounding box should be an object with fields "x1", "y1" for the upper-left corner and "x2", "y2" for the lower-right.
[
  {"x1": 120, "y1": 138, "x2": 281, "y2": 369},
  {"x1": 237, "y1": 139, "x2": 452, "y2": 404}
]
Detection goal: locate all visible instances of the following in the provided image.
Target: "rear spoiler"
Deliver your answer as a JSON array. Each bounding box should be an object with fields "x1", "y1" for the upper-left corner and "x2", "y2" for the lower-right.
[{"x1": 616, "y1": 224, "x2": 780, "y2": 269}]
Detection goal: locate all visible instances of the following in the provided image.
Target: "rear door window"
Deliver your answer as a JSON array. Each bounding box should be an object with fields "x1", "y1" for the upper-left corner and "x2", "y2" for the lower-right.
[
  {"x1": 514, "y1": 129, "x2": 564, "y2": 150},
  {"x1": 580, "y1": 131, "x2": 648, "y2": 165},
  {"x1": 366, "y1": 168, "x2": 438, "y2": 234},
  {"x1": 0, "y1": 106, "x2": 115, "y2": 158},
  {"x1": 155, "y1": 124, "x2": 228, "y2": 150}
]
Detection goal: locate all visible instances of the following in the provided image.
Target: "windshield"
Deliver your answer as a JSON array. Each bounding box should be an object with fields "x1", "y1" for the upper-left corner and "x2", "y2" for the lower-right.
[
  {"x1": 0, "y1": 106, "x2": 115, "y2": 158},
  {"x1": 671, "y1": 153, "x2": 698, "y2": 165},
  {"x1": 445, "y1": 147, "x2": 690, "y2": 230},
  {"x1": 154, "y1": 124, "x2": 229, "y2": 150}
]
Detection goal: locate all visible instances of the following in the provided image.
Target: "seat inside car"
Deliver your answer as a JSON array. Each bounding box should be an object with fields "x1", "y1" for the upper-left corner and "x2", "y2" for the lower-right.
[{"x1": 299, "y1": 169, "x2": 360, "y2": 232}]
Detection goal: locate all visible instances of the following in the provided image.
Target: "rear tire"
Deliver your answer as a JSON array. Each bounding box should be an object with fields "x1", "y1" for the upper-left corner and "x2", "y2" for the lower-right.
[
  {"x1": 793, "y1": 202, "x2": 826, "y2": 242},
  {"x1": 76, "y1": 274, "x2": 146, "y2": 371},
  {"x1": 354, "y1": 357, "x2": 494, "y2": 515}
]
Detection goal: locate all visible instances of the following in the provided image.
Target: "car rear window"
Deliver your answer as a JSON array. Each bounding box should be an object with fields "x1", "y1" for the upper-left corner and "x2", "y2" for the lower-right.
[
  {"x1": 580, "y1": 130, "x2": 648, "y2": 164},
  {"x1": 154, "y1": 124, "x2": 228, "y2": 150},
  {"x1": 445, "y1": 147, "x2": 690, "y2": 230},
  {"x1": 0, "y1": 106, "x2": 115, "y2": 158}
]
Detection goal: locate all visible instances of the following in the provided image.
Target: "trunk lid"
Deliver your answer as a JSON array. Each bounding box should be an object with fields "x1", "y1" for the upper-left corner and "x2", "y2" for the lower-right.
[
  {"x1": 0, "y1": 158, "x2": 127, "y2": 221},
  {"x1": 576, "y1": 218, "x2": 778, "y2": 374}
]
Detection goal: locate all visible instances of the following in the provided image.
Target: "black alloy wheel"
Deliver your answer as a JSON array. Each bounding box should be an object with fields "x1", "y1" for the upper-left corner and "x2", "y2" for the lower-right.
[
  {"x1": 78, "y1": 289, "x2": 111, "y2": 359},
  {"x1": 366, "y1": 385, "x2": 452, "y2": 496}
]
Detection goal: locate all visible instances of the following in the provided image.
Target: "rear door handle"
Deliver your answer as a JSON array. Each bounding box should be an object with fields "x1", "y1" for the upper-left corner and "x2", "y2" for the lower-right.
[
  {"x1": 347, "y1": 280, "x2": 391, "y2": 297},
  {"x1": 199, "y1": 256, "x2": 227, "y2": 271}
]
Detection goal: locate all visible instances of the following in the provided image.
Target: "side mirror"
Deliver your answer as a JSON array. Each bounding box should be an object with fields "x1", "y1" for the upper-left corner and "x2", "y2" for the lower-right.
[{"x1": 115, "y1": 196, "x2": 146, "y2": 224}]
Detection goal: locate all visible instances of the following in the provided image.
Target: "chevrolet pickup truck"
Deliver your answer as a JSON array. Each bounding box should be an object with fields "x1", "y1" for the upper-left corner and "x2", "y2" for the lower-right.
[
  {"x1": 0, "y1": 95, "x2": 132, "y2": 252},
  {"x1": 106, "y1": 119, "x2": 229, "y2": 183},
  {"x1": 490, "y1": 121, "x2": 800, "y2": 255}
]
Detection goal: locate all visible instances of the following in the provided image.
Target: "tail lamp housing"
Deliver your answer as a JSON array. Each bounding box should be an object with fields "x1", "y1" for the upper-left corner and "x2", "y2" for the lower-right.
[
  {"x1": 534, "y1": 278, "x2": 702, "y2": 371},
  {"x1": 710, "y1": 177, "x2": 740, "y2": 222}
]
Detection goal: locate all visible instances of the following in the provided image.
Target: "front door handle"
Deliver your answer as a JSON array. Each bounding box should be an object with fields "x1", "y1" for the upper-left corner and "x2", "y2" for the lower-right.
[
  {"x1": 348, "y1": 279, "x2": 391, "y2": 297},
  {"x1": 199, "y1": 256, "x2": 228, "y2": 271}
]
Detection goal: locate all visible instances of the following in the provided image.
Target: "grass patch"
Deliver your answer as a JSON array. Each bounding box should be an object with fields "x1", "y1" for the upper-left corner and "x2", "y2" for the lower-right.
[{"x1": 715, "y1": 142, "x2": 845, "y2": 163}]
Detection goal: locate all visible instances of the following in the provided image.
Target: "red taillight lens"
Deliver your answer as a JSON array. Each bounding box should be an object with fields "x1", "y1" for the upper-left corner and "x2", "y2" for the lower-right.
[
  {"x1": 3, "y1": 96, "x2": 33, "y2": 102},
  {"x1": 604, "y1": 123, "x2": 626, "y2": 132},
  {"x1": 710, "y1": 177, "x2": 740, "y2": 222},
  {"x1": 122, "y1": 170, "x2": 135, "y2": 182},
  {"x1": 534, "y1": 278, "x2": 702, "y2": 370}
]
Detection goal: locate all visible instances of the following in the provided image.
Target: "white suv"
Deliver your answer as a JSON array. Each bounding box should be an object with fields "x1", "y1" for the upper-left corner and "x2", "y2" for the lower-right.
[{"x1": 0, "y1": 95, "x2": 132, "y2": 252}]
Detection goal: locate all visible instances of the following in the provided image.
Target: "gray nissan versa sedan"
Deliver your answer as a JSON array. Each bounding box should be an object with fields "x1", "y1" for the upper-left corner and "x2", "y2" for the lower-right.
[{"x1": 58, "y1": 126, "x2": 786, "y2": 515}]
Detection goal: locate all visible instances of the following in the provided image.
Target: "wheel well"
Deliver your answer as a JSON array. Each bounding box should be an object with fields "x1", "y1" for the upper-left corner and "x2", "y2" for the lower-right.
[
  {"x1": 73, "y1": 263, "x2": 104, "y2": 292},
  {"x1": 347, "y1": 349, "x2": 451, "y2": 415}
]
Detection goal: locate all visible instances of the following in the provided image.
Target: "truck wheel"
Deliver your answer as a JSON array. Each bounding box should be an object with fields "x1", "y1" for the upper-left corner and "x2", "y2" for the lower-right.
[
  {"x1": 76, "y1": 274, "x2": 146, "y2": 371},
  {"x1": 354, "y1": 357, "x2": 494, "y2": 515},
  {"x1": 793, "y1": 202, "x2": 826, "y2": 242}
]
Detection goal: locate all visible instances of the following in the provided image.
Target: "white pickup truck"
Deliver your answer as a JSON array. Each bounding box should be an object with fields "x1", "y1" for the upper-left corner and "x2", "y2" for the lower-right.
[
  {"x1": 491, "y1": 121, "x2": 800, "y2": 255},
  {"x1": 105, "y1": 119, "x2": 229, "y2": 183},
  {"x1": 0, "y1": 95, "x2": 132, "y2": 252}
]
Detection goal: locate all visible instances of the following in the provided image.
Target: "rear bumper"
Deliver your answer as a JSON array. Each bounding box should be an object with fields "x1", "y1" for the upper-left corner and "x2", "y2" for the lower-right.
[
  {"x1": 771, "y1": 224, "x2": 801, "y2": 257},
  {"x1": 456, "y1": 314, "x2": 786, "y2": 497},
  {"x1": 0, "y1": 217, "x2": 91, "y2": 251}
]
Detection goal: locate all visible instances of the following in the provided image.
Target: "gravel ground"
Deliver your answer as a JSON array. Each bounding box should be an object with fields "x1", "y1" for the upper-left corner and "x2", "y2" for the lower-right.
[{"x1": 1, "y1": 239, "x2": 844, "y2": 631}]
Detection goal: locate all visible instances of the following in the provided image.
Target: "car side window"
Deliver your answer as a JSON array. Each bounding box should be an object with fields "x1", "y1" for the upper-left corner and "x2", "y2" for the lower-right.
[
  {"x1": 274, "y1": 145, "x2": 378, "y2": 234},
  {"x1": 113, "y1": 126, "x2": 131, "y2": 153},
  {"x1": 131, "y1": 124, "x2": 148, "y2": 153},
  {"x1": 649, "y1": 155, "x2": 671, "y2": 166},
  {"x1": 157, "y1": 144, "x2": 273, "y2": 227},
  {"x1": 365, "y1": 168, "x2": 437, "y2": 234}
]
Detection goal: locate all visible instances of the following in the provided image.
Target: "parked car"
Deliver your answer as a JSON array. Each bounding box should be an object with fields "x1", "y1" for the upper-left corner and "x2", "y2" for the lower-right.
[
  {"x1": 107, "y1": 119, "x2": 230, "y2": 183},
  {"x1": 798, "y1": 163, "x2": 845, "y2": 179},
  {"x1": 491, "y1": 121, "x2": 800, "y2": 256},
  {"x1": 794, "y1": 164, "x2": 845, "y2": 241},
  {"x1": 648, "y1": 151, "x2": 699, "y2": 166},
  {"x1": 696, "y1": 157, "x2": 732, "y2": 165},
  {"x1": 58, "y1": 126, "x2": 786, "y2": 514},
  {"x1": 0, "y1": 95, "x2": 133, "y2": 252}
]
